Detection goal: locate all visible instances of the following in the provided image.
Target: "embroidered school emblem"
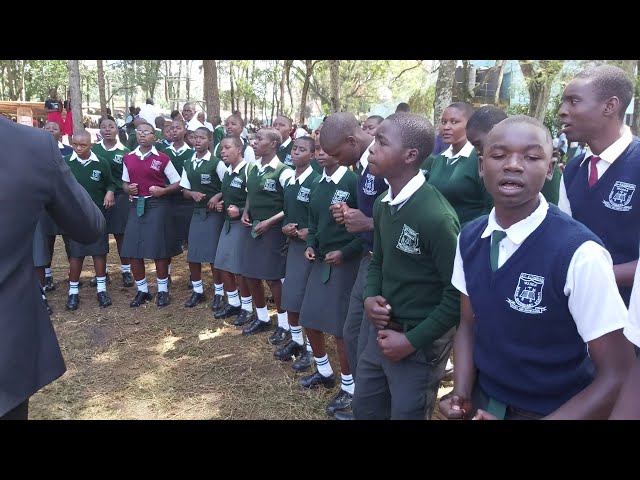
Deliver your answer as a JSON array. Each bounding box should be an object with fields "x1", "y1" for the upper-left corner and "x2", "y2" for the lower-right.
[
  {"x1": 297, "y1": 186, "x2": 311, "y2": 203},
  {"x1": 263, "y1": 179, "x2": 277, "y2": 192},
  {"x1": 284, "y1": 154, "x2": 293, "y2": 166},
  {"x1": 150, "y1": 159, "x2": 162, "y2": 172},
  {"x1": 507, "y1": 273, "x2": 546, "y2": 314},
  {"x1": 201, "y1": 174, "x2": 212, "y2": 184},
  {"x1": 230, "y1": 177, "x2": 244, "y2": 189},
  {"x1": 90, "y1": 170, "x2": 102, "y2": 182},
  {"x1": 113, "y1": 154, "x2": 123, "y2": 164},
  {"x1": 396, "y1": 224, "x2": 421, "y2": 254},
  {"x1": 362, "y1": 173, "x2": 378, "y2": 196},
  {"x1": 603, "y1": 181, "x2": 635, "y2": 212},
  {"x1": 331, "y1": 189, "x2": 350, "y2": 204}
]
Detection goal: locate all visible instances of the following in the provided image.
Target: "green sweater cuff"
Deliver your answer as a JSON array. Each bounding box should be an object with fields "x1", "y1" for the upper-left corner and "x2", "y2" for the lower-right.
[
  {"x1": 405, "y1": 307, "x2": 460, "y2": 351},
  {"x1": 339, "y1": 238, "x2": 363, "y2": 260}
]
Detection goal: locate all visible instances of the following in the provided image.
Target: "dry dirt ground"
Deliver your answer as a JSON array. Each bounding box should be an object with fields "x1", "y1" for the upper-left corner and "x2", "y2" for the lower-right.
[{"x1": 31, "y1": 238, "x2": 452, "y2": 420}]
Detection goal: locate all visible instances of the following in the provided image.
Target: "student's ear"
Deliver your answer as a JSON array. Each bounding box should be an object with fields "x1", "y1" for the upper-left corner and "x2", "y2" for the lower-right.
[
  {"x1": 405, "y1": 148, "x2": 418, "y2": 166},
  {"x1": 546, "y1": 156, "x2": 556, "y2": 181},
  {"x1": 604, "y1": 96, "x2": 621, "y2": 118}
]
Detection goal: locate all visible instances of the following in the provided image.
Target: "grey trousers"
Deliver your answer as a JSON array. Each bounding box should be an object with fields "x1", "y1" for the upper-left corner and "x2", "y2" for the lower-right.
[{"x1": 343, "y1": 254, "x2": 371, "y2": 381}]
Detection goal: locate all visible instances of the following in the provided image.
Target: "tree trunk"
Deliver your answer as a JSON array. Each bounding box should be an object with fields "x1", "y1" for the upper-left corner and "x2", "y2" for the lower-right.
[
  {"x1": 493, "y1": 60, "x2": 506, "y2": 105},
  {"x1": 185, "y1": 60, "x2": 191, "y2": 99},
  {"x1": 279, "y1": 60, "x2": 288, "y2": 116},
  {"x1": 270, "y1": 76, "x2": 276, "y2": 123},
  {"x1": 230, "y1": 61, "x2": 235, "y2": 112},
  {"x1": 286, "y1": 60, "x2": 294, "y2": 119},
  {"x1": 20, "y1": 60, "x2": 26, "y2": 101},
  {"x1": 177, "y1": 60, "x2": 183, "y2": 109},
  {"x1": 633, "y1": 60, "x2": 640, "y2": 136},
  {"x1": 68, "y1": 60, "x2": 84, "y2": 132},
  {"x1": 97, "y1": 60, "x2": 108, "y2": 117},
  {"x1": 519, "y1": 60, "x2": 564, "y2": 122},
  {"x1": 433, "y1": 60, "x2": 456, "y2": 125},
  {"x1": 244, "y1": 64, "x2": 249, "y2": 120},
  {"x1": 299, "y1": 60, "x2": 315, "y2": 124},
  {"x1": 329, "y1": 60, "x2": 340, "y2": 112},
  {"x1": 203, "y1": 60, "x2": 220, "y2": 120}
]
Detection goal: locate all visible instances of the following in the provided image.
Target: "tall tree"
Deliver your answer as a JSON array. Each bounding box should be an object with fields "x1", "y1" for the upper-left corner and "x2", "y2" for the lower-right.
[
  {"x1": 97, "y1": 59, "x2": 108, "y2": 117},
  {"x1": 203, "y1": 60, "x2": 220, "y2": 120},
  {"x1": 244, "y1": 63, "x2": 249, "y2": 120},
  {"x1": 185, "y1": 60, "x2": 192, "y2": 99},
  {"x1": 433, "y1": 60, "x2": 456, "y2": 125},
  {"x1": 519, "y1": 60, "x2": 564, "y2": 121},
  {"x1": 286, "y1": 60, "x2": 294, "y2": 119},
  {"x1": 298, "y1": 60, "x2": 317, "y2": 124},
  {"x1": 279, "y1": 60, "x2": 293, "y2": 116},
  {"x1": 68, "y1": 60, "x2": 84, "y2": 133},
  {"x1": 229, "y1": 61, "x2": 236, "y2": 112},
  {"x1": 329, "y1": 60, "x2": 340, "y2": 112},
  {"x1": 493, "y1": 60, "x2": 506, "y2": 105}
]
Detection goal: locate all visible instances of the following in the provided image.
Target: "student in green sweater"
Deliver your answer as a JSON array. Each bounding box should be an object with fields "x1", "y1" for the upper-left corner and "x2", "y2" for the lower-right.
[
  {"x1": 211, "y1": 115, "x2": 224, "y2": 151},
  {"x1": 298, "y1": 143, "x2": 363, "y2": 416},
  {"x1": 352, "y1": 113, "x2": 461, "y2": 420},
  {"x1": 273, "y1": 115, "x2": 294, "y2": 167},
  {"x1": 63, "y1": 130, "x2": 117, "y2": 310},
  {"x1": 427, "y1": 102, "x2": 492, "y2": 226}
]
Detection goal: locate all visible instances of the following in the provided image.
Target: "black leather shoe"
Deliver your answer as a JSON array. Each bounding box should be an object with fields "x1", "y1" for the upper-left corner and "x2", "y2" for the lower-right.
[
  {"x1": 44, "y1": 276, "x2": 56, "y2": 292},
  {"x1": 326, "y1": 389, "x2": 353, "y2": 416},
  {"x1": 156, "y1": 291, "x2": 170, "y2": 307},
  {"x1": 65, "y1": 294, "x2": 80, "y2": 311},
  {"x1": 242, "y1": 318, "x2": 272, "y2": 336},
  {"x1": 268, "y1": 326, "x2": 290, "y2": 345},
  {"x1": 122, "y1": 272, "x2": 135, "y2": 287},
  {"x1": 187, "y1": 280, "x2": 193, "y2": 290},
  {"x1": 97, "y1": 291, "x2": 112, "y2": 308},
  {"x1": 274, "y1": 340, "x2": 305, "y2": 361},
  {"x1": 298, "y1": 370, "x2": 335, "y2": 389},
  {"x1": 130, "y1": 291, "x2": 152, "y2": 307},
  {"x1": 90, "y1": 273, "x2": 110, "y2": 287},
  {"x1": 214, "y1": 303, "x2": 241, "y2": 319},
  {"x1": 292, "y1": 350, "x2": 314, "y2": 372},
  {"x1": 333, "y1": 409, "x2": 355, "y2": 420},
  {"x1": 231, "y1": 310, "x2": 255, "y2": 327},
  {"x1": 210, "y1": 294, "x2": 224, "y2": 311},
  {"x1": 184, "y1": 291, "x2": 205, "y2": 307}
]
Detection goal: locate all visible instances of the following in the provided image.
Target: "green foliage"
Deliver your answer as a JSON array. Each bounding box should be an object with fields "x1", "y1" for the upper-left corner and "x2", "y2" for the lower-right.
[{"x1": 408, "y1": 85, "x2": 435, "y2": 118}]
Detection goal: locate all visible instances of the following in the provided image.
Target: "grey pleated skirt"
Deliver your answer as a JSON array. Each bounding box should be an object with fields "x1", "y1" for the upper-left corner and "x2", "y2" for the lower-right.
[
  {"x1": 33, "y1": 215, "x2": 52, "y2": 267},
  {"x1": 121, "y1": 197, "x2": 181, "y2": 260},
  {"x1": 65, "y1": 209, "x2": 109, "y2": 257},
  {"x1": 281, "y1": 239, "x2": 314, "y2": 313},
  {"x1": 186, "y1": 209, "x2": 224, "y2": 264},
  {"x1": 299, "y1": 254, "x2": 361, "y2": 337},
  {"x1": 214, "y1": 220, "x2": 250, "y2": 274},
  {"x1": 105, "y1": 191, "x2": 130, "y2": 234},
  {"x1": 170, "y1": 194, "x2": 193, "y2": 244},
  {"x1": 240, "y1": 226, "x2": 287, "y2": 281}
]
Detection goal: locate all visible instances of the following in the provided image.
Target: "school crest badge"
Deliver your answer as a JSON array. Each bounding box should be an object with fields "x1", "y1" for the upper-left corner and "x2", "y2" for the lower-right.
[
  {"x1": 396, "y1": 224, "x2": 421, "y2": 254},
  {"x1": 284, "y1": 154, "x2": 293, "y2": 166},
  {"x1": 90, "y1": 170, "x2": 102, "y2": 182},
  {"x1": 150, "y1": 159, "x2": 162, "y2": 172},
  {"x1": 603, "y1": 181, "x2": 635, "y2": 212},
  {"x1": 201, "y1": 174, "x2": 212, "y2": 184},
  {"x1": 263, "y1": 179, "x2": 277, "y2": 192},
  {"x1": 362, "y1": 173, "x2": 378, "y2": 196},
  {"x1": 113, "y1": 154, "x2": 123, "y2": 164},
  {"x1": 297, "y1": 186, "x2": 311, "y2": 203},
  {"x1": 331, "y1": 189, "x2": 350, "y2": 204},
  {"x1": 230, "y1": 177, "x2": 243, "y2": 189},
  {"x1": 507, "y1": 273, "x2": 546, "y2": 314}
]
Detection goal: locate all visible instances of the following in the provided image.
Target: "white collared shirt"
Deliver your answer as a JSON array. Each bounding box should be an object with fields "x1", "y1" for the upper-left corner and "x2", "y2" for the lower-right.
[
  {"x1": 321, "y1": 165, "x2": 348, "y2": 184},
  {"x1": 70, "y1": 151, "x2": 100, "y2": 166},
  {"x1": 451, "y1": 193, "x2": 627, "y2": 343},
  {"x1": 203, "y1": 121, "x2": 214, "y2": 132},
  {"x1": 227, "y1": 159, "x2": 247, "y2": 175},
  {"x1": 442, "y1": 141, "x2": 475, "y2": 166},
  {"x1": 98, "y1": 139, "x2": 126, "y2": 152},
  {"x1": 558, "y1": 128, "x2": 633, "y2": 216},
  {"x1": 380, "y1": 172, "x2": 425, "y2": 211},
  {"x1": 280, "y1": 137, "x2": 292, "y2": 150},
  {"x1": 167, "y1": 142, "x2": 190, "y2": 156},
  {"x1": 122, "y1": 147, "x2": 181, "y2": 184},
  {"x1": 186, "y1": 117, "x2": 205, "y2": 132},
  {"x1": 625, "y1": 245, "x2": 640, "y2": 347},
  {"x1": 256, "y1": 155, "x2": 294, "y2": 187},
  {"x1": 287, "y1": 165, "x2": 314, "y2": 187},
  {"x1": 180, "y1": 151, "x2": 227, "y2": 189},
  {"x1": 360, "y1": 139, "x2": 375, "y2": 171}
]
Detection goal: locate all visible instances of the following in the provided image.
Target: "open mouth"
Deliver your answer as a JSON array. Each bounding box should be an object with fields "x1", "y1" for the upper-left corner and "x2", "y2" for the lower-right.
[{"x1": 499, "y1": 178, "x2": 524, "y2": 192}]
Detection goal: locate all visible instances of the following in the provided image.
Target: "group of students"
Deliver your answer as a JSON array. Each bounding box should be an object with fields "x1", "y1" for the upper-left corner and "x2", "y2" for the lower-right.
[{"x1": 34, "y1": 63, "x2": 640, "y2": 420}]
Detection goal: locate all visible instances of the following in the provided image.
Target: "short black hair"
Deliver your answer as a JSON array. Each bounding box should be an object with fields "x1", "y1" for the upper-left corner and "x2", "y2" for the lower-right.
[
  {"x1": 146, "y1": 98, "x2": 154, "y2": 105},
  {"x1": 447, "y1": 102, "x2": 474, "y2": 120},
  {"x1": 320, "y1": 112, "x2": 360, "y2": 150},
  {"x1": 395, "y1": 102, "x2": 410, "y2": 113},
  {"x1": 259, "y1": 126, "x2": 283, "y2": 148},
  {"x1": 226, "y1": 113, "x2": 244, "y2": 127},
  {"x1": 466, "y1": 105, "x2": 508, "y2": 133},
  {"x1": 491, "y1": 115, "x2": 553, "y2": 148},
  {"x1": 574, "y1": 65, "x2": 634, "y2": 120},
  {"x1": 385, "y1": 113, "x2": 435, "y2": 163},
  {"x1": 275, "y1": 115, "x2": 292, "y2": 128},
  {"x1": 295, "y1": 136, "x2": 315, "y2": 152},
  {"x1": 366, "y1": 115, "x2": 384, "y2": 124},
  {"x1": 99, "y1": 116, "x2": 117, "y2": 128},
  {"x1": 221, "y1": 134, "x2": 243, "y2": 149},
  {"x1": 194, "y1": 126, "x2": 211, "y2": 139},
  {"x1": 170, "y1": 110, "x2": 181, "y2": 119}
]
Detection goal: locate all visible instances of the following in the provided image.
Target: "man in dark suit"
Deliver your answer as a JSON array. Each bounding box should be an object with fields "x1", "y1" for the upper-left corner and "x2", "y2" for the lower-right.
[{"x1": 0, "y1": 119, "x2": 105, "y2": 420}]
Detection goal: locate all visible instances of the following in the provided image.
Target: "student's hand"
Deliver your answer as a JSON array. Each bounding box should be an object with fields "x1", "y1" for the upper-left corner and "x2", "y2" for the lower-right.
[
  {"x1": 191, "y1": 191, "x2": 206, "y2": 203},
  {"x1": 241, "y1": 211, "x2": 252, "y2": 226},
  {"x1": 472, "y1": 409, "x2": 498, "y2": 421},
  {"x1": 343, "y1": 208, "x2": 373, "y2": 234},
  {"x1": 228, "y1": 205, "x2": 240, "y2": 219},
  {"x1": 148, "y1": 185, "x2": 164, "y2": 197},
  {"x1": 364, "y1": 296, "x2": 392, "y2": 329},
  {"x1": 103, "y1": 191, "x2": 115, "y2": 209},
  {"x1": 296, "y1": 227, "x2": 309, "y2": 241},
  {"x1": 282, "y1": 223, "x2": 298, "y2": 237},
  {"x1": 376, "y1": 329, "x2": 415, "y2": 362},
  {"x1": 254, "y1": 220, "x2": 271, "y2": 235},
  {"x1": 214, "y1": 201, "x2": 224, "y2": 212},
  {"x1": 206, "y1": 196, "x2": 219, "y2": 210},
  {"x1": 324, "y1": 250, "x2": 343, "y2": 265},
  {"x1": 329, "y1": 202, "x2": 347, "y2": 224},
  {"x1": 439, "y1": 394, "x2": 472, "y2": 420},
  {"x1": 305, "y1": 247, "x2": 316, "y2": 261},
  {"x1": 128, "y1": 183, "x2": 139, "y2": 196}
]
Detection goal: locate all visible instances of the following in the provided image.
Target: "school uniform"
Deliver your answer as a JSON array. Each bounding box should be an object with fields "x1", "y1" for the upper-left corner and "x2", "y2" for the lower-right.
[
  {"x1": 541, "y1": 163, "x2": 562, "y2": 205},
  {"x1": 212, "y1": 125, "x2": 225, "y2": 152},
  {"x1": 164, "y1": 142, "x2": 194, "y2": 246},
  {"x1": 180, "y1": 151, "x2": 227, "y2": 264},
  {"x1": 63, "y1": 152, "x2": 116, "y2": 257},
  {"x1": 121, "y1": 146, "x2": 182, "y2": 260},
  {"x1": 559, "y1": 130, "x2": 640, "y2": 306},
  {"x1": 280, "y1": 165, "x2": 321, "y2": 313},
  {"x1": 214, "y1": 160, "x2": 251, "y2": 274},
  {"x1": 277, "y1": 137, "x2": 294, "y2": 168},
  {"x1": 299, "y1": 166, "x2": 363, "y2": 337},
  {"x1": 352, "y1": 173, "x2": 460, "y2": 420},
  {"x1": 213, "y1": 137, "x2": 256, "y2": 165},
  {"x1": 241, "y1": 155, "x2": 294, "y2": 280},
  {"x1": 92, "y1": 140, "x2": 130, "y2": 235},
  {"x1": 426, "y1": 141, "x2": 493, "y2": 226},
  {"x1": 453, "y1": 195, "x2": 627, "y2": 418}
]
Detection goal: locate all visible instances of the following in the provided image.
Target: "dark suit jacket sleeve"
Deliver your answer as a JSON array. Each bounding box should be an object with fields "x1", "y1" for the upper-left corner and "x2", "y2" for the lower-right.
[{"x1": 44, "y1": 135, "x2": 105, "y2": 243}]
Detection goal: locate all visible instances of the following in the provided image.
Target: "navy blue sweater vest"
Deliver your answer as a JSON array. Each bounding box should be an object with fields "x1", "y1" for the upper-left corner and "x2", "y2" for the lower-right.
[
  {"x1": 459, "y1": 204, "x2": 602, "y2": 416},
  {"x1": 357, "y1": 164, "x2": 387, "y2": 252},
  {"x1": 563, "y1": 138, "x2": 640, "y2": 305}
]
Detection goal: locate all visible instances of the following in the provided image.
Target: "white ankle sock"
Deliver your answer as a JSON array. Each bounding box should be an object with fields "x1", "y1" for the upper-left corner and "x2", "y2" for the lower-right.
[
  {"x1": 214, "y1": 283, "x2": 224, "y2": 296},
  {"x1": 192, "y1": 279, "x2": 204, "y2": 294},
  {"x1": 241, "y1": 296, "x2": 253, "y2": 312},
  {"x1": 121, "y1": 264, "x2": 131, "y2": 273},
  {"x1": 227, "y1": 289, "x2": 240, "y2": 307},
  {"x1": 341, "y1": 374, "x2": 354, "y2": 395},
  {"x1": 157, "y1": 277, "x2": 169, "y2": 293},
  {"x1": 290, "y1": 326, "x2": 304, "y2": 346},
  {"x1": 277, "y1": 312, "x2": 289, "y2": 330},
  {"x1": 136, "y1": 278, "x2": 148, "y2": 293},
  {"x1": 45, "y1": 267, "x2": 52, "y2": 277},
  {"x1": 96, "y1": 276, "x2": 107, "y2": 293},
  {"x1": 256, "y1": 306, "x2": 269, "y2": 322},
  {"x1": 68, "y1": 281, "x2": 79, "y2": 295},
  {"x1": 315, "y1": 354, "x2": 333, "y2": 377}
]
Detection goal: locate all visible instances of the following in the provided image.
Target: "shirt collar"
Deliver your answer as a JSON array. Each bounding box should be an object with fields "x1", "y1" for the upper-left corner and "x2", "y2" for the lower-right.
[
  {"x1": 99, "y1": 139, "x2": 126, "y2": 151},
  {"x1": 257, "y1": 155, "x2": 280, "y2": 172},
  {"x1": 294, "y1": 165, "x2": 314, "y2": 185},
  {"x1": 57, "y1": 141, "x2": 64, "y2": 149},
  {"x1": 186, "y1": 118, "x2": 205, "y2": 131},
  {"x1": 481, "y1": 193, "x2": 549, "y2": 245},
  {"x1": 321, "y1": 165, "x2": 348, "y2": 184},
  {"x1": 359, "y1": 139, "x2": 375, "y2": 170},
  {"x1": 133, "y1": 145, "x2": 159, "y2": 159},
  {"x1": 192, "y1": 151, "x2": 212, "y2": 162},
  {"x1": 579, "y1": 127, "x2": 633, "y2": 167},
  {"x1": 280, "y1": 137, "x2": 292, "y2": 149},
  {"x1": 168, "y1": 142, "x2": 190, "y2": 155},
  {"x1": 70, "y1": 151, "x2": 100, "y2": 163},
  {"x1": 442, "y1": 141, "x2": 475, "y2": 159},
  {"x1": 228, "y1": 159, "x2": 247, "y2": 174},
  {"x1": 380, "y1": 172, "x2": 425, "y2": 207}
]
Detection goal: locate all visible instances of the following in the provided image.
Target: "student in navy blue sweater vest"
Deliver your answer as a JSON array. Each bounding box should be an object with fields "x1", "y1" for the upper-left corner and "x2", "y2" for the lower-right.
[
  {"x1": 559, "y1": 65, "x2": 640, "y2": 306},
  {"x1": 440, "y1": 115, "x2": 635, "y2": 420}
]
